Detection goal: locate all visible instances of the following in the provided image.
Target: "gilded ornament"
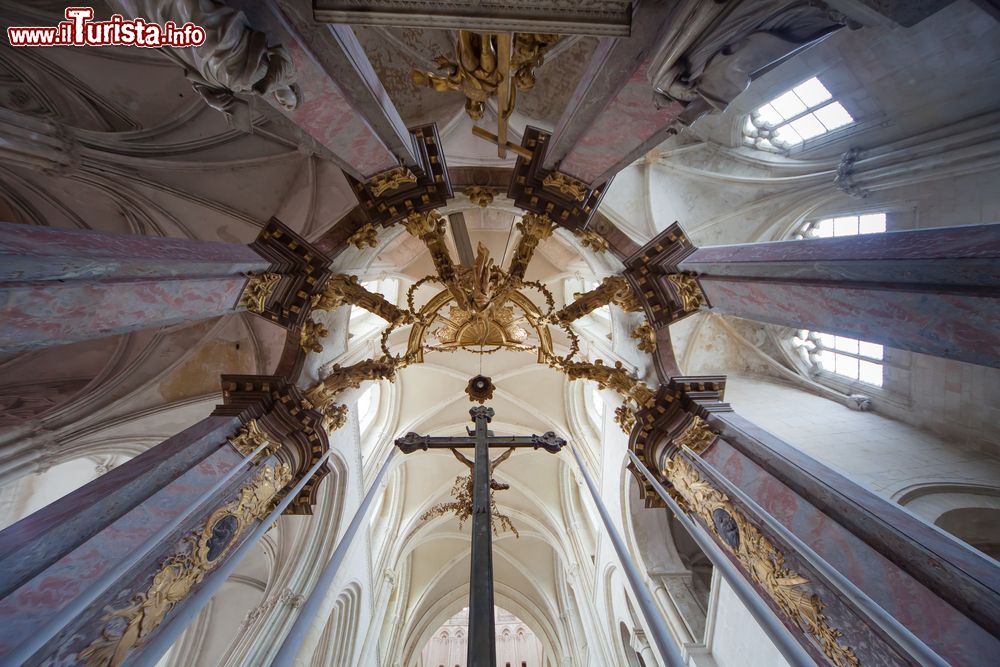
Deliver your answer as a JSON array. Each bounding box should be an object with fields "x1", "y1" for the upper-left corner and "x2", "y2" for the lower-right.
[
  {"x1": 299, "y1": 319, "x2": 328, "y2": 354},
  {"x1": 542, "y1": 171, "x2": 588, "y2": 202},
  {"x1": 312, "y1": 274, "x2": 412, "y2": 325},
  {"x1": 631, "y1": 322, "x2": 657, "y2": 354},
  {"x1": 507, "y1": 213, "x2": 554, "y2": 283},
  {"x1": 553, "y1": 275, "x2": 641, "y2": 324},
  {"x1": 228, "y1": 419, "x2": 277, "y2": 461},
  {"x1": 238, "y1": 272, "x2": 281, "y2": 314},
  {"x1": 304, "y1": 356, "x2": 402, "y2": 411},
  {"x1": 666, "y1": 273, "x2": 706, "y2": 312},
  {"x1": 347, "y1": 223, "x2": 379, "y2": 250},
  {"x1": 410, "y1": 32, "x2": 558, "y2": 158},
  {"x1": 367, "y1": 166, "x2": 417, "y2": 197},
  {"x1": 573, "y1": 228, "x2": 609, "y2": 254},
  {"x1": 321, "y1": 403, "x2": 349, "y2": 433},
  {"x1": 550, "y1": 357, "x2": 655, "y2": 409},
  {"x1": 673, "y1": 416, "x2": 717, "y2": 456},
  {"x1": 402, "y1": 209, "x2": 445, "y2": 239},
  {"x1": 615, "y1": 404, "x2": 637, "y2": 434},
  {"x1": 78, "y1": 464, "x2": 292, "y2": 667},
  {"x1": 665, "y1": 457, "x2": 859, "y2": 667},
  {"x1": 463, "y1": 185, "x2": 496, "y2": 208}
]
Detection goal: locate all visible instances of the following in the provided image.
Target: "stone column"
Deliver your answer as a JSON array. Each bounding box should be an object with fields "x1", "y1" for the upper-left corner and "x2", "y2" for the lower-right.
[
  {"x1": 0, "y1": 375, "x2": 330, "y2": 665},
  {"x1": 0, "y1": 218, "x2": 335, "y2": 354},
  {"x1": 0, "y1": 221, "x2": 266, "y2": 353},
  {"x1": 677, "y1": 223, "x2": 1000, "y2": 367},
  {"x1": 627, "y1": 379, "x2": 1000, "y2": 667}
]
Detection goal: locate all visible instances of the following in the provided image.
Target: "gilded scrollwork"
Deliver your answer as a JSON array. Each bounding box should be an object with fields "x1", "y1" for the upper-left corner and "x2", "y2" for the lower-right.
[
  {"x1": 666, "y1": 273, "x2": 706, "y2": 312},
  {"x1": 228, "y1": 419, "x2": 278, "y2": 461},
  {"x1": 347, "y1": 223, "x2": 379, "y2": 250},
  {"x1": 672, "y1": 416, "x2": 717, "y2": 456},
  {"x1": 304, "y1": 356, "x2": 404, "y2": 412},
  {"x1": 367, "y1": 166, "x2": 417, "y2": 197},
  {"x1": 665, "y1": 457, "x2": 859, "y2": 667},
  {"x1": 78, "y1": 463, "x2": 292, "y2": 667},
  {"x1": 320, "y1": 403, "x2": 349, "y2": 433},
  {"x1": 552, "y1": 275, "x2": 641, "y2": 324},
  {"x1": 507, "y1": 213, "x2": 555, "y2": 284},
  {"x1": 463, "y1": 185, "x2": 496, "y2": 208},
  {"x1": 573, "y1": 228, "x2": 609, "y2": 254},
  {"x1": 542, "y1": 171, "x2": 588, "y2": 202},
  {"x1": 615, "y1": 404, "x2": 637, "y2": 434},
  {"x1": 549, "y1": 357, "x2": 655, "y2": 409},
  {"x1": 238, "y1": 273, "x2": 281, "y2": 314},
  {"x1": 312, "y1": 274, "x2": 413, "y2": 325},
  {"x1": 299, "y1": 319, "x2": 328, "y2": 354},
  {"x1": 631, "y1": 322, "x2": 657, "y2": 354}
]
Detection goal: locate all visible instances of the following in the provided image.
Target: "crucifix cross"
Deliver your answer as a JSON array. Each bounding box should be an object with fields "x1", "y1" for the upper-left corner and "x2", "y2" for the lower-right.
[{"x1": 395, "y1": 406, "x2": 565, "y2": 667}]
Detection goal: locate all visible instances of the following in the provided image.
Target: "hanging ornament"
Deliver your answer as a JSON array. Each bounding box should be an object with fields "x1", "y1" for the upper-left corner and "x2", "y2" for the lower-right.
[{"x1": 465, "y1": 374, "x2": 496, "y2": 404}]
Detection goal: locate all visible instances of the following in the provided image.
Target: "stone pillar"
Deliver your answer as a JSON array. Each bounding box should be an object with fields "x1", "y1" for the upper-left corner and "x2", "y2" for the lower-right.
[
  {"x1": 0, "y1": 375, "x2": 330, "y2": 665},
  {"x1": 627, "y1": 379, "x2": 1000, "y2": 667},
  {"x1": 678, "y1": 223, "x2": 1000, "y2": 367},
  {"x1": 0, "y1": 221, "x2": 264, "y2": 353},
  {"x1": 0, "y1": 218, "x2": 334, "y2": 354}
]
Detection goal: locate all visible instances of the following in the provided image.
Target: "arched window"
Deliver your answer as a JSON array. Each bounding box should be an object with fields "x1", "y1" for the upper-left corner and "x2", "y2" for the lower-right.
[
  {"x1": 793, "y1": 330, "x2": 884, "y2": 387},
  {"x1": 744, "y1": 76, "x2": 854, "y2": 152},
  {"x1": 794, "y1": 212, "x2": 886, "y2": 239},
  {"x1": 586, "y1": 383, "x2": 606, "y2": 434}
]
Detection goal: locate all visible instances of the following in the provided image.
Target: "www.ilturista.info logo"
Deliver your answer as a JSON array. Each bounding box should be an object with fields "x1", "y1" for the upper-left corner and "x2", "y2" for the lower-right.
[{"x1": 7, "y1": 7, "x2": 207, "y2": 48}]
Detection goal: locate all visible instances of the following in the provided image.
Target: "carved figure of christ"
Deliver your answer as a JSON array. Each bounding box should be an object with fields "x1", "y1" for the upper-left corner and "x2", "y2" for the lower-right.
[{"x1": 394, "y1": 406, "x2": 565, "y2": 667}]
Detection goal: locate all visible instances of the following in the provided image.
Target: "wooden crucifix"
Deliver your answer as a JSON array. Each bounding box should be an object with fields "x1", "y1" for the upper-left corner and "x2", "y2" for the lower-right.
[{"x1": 395, "y1": 406, "x2": 565, "y2": 666}]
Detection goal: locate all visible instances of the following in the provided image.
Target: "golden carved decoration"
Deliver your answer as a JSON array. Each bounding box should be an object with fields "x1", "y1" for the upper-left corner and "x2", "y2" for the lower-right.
[
  {"x1": 347, "y1": 223, "x2": 379, "y2": 250},
  {"x1": 299, "y1": 319, "x2": 328, "y2": 354},
  {"x1": 673, "y1": 416, "x2": 717, "y2": 456},
  {"x1": 228, "y1": 419, "x2": 278, "y2": 461},
  {"x1": 367, "y1": 166, "x2": 417, "y2": 197},
  {"x1": 666, "y1": 273, "x2": 706, "y2": 312},
  {"x1": 411, "y1": 32, "x2": 558, "y2": 158},
  {"x1": 421, "y1": 448, "x2": 519, "y2": 537},
  {"x1": 542, "y1": 171, "x2": 588, "y2": 202},
  {"x1": 615, "y1": 404, "x2": 637, "y2": 434},
  {"x1": 463, "y1": 185, "x2": 496, "y2": 208},
  {"x1": 312, "y1": 274, "x2": 412, "y2": 325},
  {"x1": 431, "y1": 305, "x2": 531, "y2": 352},
  {"x1": 553, "y1": 275, "x2": 641, "y2": 324},
  {"x1": 321, "y1": 403, "x2": 349, "y2": 433},
  {"x1": 507, "y1": 213, "x2": 555, "y2": 284},
  {"x1": 631, "y1": 322, "x2": 657, "y2": 354},
  {"x1": 665, "y1": 457, "x2": 859, "y2": 667},
  {"x1": 549, "y1": 357, "x2": 655, "y2": 409},
  {"x1": 78, "y1": 464, "x2": 292, "y2": 667},
  {"x1": 402, "y1": 209, "x2": 445, "y2": 239},
  {"x1": 573, "y1": 229, "x2": 609, "y2": 254},
  {"x1": 304, "y1": 356, "x2": 403, "y2": 412},
  {"x1": 238, "y1": 273, "x2": 281, "y2": 314},
  {"x1": 465, "y1": 375, "x2": 496, "y2": 404}
]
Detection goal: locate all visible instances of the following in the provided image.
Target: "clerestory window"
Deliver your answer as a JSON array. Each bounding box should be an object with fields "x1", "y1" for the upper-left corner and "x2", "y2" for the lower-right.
[
  {"x1": 793, "y1": 331, "x2": 884, "y2": 387},
  {"x1": 793, "y1": 212, "x2": 886, "y2": 239},
  {"x1": 744, "y1": 76, "x2": 854, "y2": 152}
]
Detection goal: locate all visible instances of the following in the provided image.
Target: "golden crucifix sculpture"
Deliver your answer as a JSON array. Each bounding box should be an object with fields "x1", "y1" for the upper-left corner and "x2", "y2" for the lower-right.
[{"x1": 411, "y1": 32, "x2": 559, "y2": 158}]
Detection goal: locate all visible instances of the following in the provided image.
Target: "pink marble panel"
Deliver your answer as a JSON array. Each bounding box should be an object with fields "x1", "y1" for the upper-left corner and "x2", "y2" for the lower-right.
[
  {"x1": 0, "y1": 276, "x2": 249, "y2": 353},
  {"x1": 705, "y1": 440, "x2": 1000, "y2": 667},
  {"x1": 279, "y1": 37, "x2": 399, "y2": 179},
  {"x1": 0, "y1": 221, "x2": 268, "y2": 282},
  {"x1": 557, "y1": 62, "x2": 686, "y2": 186},
  {"x1": 700, "y1": 278, "x2": 1000, "y2": 366}
]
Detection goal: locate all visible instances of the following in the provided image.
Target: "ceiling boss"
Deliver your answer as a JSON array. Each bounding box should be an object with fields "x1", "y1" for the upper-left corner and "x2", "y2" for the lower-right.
[{"x1": 411, "y1": 31, "x2": 559, "y2": 157}]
